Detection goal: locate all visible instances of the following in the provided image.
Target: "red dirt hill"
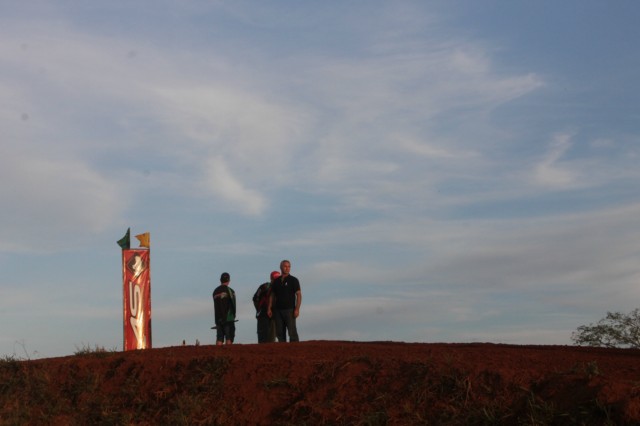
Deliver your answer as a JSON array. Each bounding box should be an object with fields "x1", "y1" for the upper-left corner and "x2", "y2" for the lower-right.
[{"x1": 2, "y1": 341, "x2": 640, "y2": 424}]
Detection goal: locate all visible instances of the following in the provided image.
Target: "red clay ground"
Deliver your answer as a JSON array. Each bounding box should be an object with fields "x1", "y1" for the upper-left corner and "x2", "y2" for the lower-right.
[{"x1": 2, "y1": 341, "x2": 640, "y2": 424}]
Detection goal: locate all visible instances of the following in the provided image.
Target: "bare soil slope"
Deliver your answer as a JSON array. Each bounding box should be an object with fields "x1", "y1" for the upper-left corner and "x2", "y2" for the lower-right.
[{"x1": 2, "y1": 341, "x2": 640, "y2": 424}]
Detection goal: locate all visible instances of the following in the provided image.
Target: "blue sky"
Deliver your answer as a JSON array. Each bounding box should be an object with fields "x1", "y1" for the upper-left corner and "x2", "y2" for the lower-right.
[{"x1": 1, "y1": 1, "x2": 639, "y2": 359}]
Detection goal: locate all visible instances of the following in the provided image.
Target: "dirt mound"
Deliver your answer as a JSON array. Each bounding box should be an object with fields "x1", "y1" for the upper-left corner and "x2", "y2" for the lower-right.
[{"x1": 2, "y1": 341, "x2": 640, "y2": 424}]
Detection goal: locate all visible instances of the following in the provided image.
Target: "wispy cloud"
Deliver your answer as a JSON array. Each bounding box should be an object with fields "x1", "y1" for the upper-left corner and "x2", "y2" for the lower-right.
[
  {"x1": 533, "y1": 133, "x2": 577, "y2": 188},
  {"x1": 0, "y1": 150, "x2": 123, "y2": 252},
  {"x1": 201, "y1": 156, "x2": 266, "y2": 216}
]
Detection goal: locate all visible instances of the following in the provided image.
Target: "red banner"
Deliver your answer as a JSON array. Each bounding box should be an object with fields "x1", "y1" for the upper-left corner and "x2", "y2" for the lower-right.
[{"x1": 122, "y1": 249, "x2": 152, "y2": 350}]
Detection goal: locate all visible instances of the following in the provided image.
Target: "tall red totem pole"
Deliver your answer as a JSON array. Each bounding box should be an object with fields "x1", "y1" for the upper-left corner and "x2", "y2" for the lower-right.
[{"x1": 118, "y1": 229, "x2": 152, "y2": 351}]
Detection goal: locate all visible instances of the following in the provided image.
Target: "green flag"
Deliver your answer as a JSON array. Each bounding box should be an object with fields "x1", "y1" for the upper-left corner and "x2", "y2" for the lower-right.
[{"x1": 117, "y1": 228, "x2": 131, "y2": 249}]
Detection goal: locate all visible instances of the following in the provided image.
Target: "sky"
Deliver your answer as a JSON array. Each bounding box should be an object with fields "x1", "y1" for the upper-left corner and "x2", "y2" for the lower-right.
[{"x1": 1, "y1": 1, "x2": 639, "y2": 359}]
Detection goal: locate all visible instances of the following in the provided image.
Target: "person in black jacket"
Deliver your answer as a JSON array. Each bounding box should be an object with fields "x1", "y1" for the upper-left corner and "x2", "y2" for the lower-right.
[
  {"x1": 213, "y1": 272, "x2": 236, "y2": 345},
  {"x1": 253, "y1": 271, "x2": 280, "y2": 343}
]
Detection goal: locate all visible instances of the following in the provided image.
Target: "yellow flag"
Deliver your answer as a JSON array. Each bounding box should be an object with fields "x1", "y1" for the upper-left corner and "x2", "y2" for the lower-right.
[{"x1": 135, "y1": 232, "x2": 150, "y2": 248}]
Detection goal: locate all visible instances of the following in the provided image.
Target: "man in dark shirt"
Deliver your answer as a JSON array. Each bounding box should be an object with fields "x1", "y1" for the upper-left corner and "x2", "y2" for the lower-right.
[{"x1": 268, "y1": 260, "x2": 302, "y2": 342}]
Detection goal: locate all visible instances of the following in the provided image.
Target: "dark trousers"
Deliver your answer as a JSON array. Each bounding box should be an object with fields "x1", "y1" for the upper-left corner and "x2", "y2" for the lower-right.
[
  {"x1": 273, "y1": 309, "x2": 299, "y2": 342},
  {"x1": 257, "y1": 316, "x2": 276, "y2": 343},
  {"x1": 216, "y1": 322, "x2": 235, "y2": 343}
]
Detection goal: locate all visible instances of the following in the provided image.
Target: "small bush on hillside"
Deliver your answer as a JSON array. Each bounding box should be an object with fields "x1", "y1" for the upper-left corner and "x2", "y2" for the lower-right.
[{"x1": 73, "y1": 344, "x2": 116, "y2": 357}]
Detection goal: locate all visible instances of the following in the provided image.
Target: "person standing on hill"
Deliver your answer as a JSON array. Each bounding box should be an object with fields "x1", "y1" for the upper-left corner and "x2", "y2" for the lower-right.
[
  {"x1": 253, "y1": 271, "x2": 280, "y2": 343},
  {"x1": 213, "y1": 272, "x2": 236, "y2": 345},
  {"x1": 268, "y1": 260, "x2": 302, "y2": 342}
]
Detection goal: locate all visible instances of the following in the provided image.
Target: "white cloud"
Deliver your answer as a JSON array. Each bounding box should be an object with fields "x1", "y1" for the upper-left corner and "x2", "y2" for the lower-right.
[
  {"x1": 0, "y1": 151, "x2": 123, "y2": 252},
  {"x1": 528, "y1": 132, "x2": 640, "y2": 193},
  {"x1": 0, "y1": 20, "x2": 318, "y2": 244},
  {"x1": 393, "y1": 133, "x2": 463, "y2": 159},
  {"x1": 533, "y1": 133, "x2": 577, "y2": 188},
  {"x1": 283, "y1": 201, "x2": 640, "y2": 314},
  {"x1": 201, "y1": 156, "x2": 266, "y2": 216},
  {"x1": 284, "y1": 39, "x2": 543, "y2": 215}
]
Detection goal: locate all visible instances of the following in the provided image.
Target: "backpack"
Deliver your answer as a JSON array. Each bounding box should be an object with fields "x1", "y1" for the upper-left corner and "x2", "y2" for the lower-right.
[{"x1": 252, "y1": 282, "x2": 270, "y2": 316}]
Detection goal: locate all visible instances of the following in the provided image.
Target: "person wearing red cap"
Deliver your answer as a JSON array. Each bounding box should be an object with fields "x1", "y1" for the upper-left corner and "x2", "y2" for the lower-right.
[{"x1": 252, "y1": 270, "x2": 280, "y2": 343}]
